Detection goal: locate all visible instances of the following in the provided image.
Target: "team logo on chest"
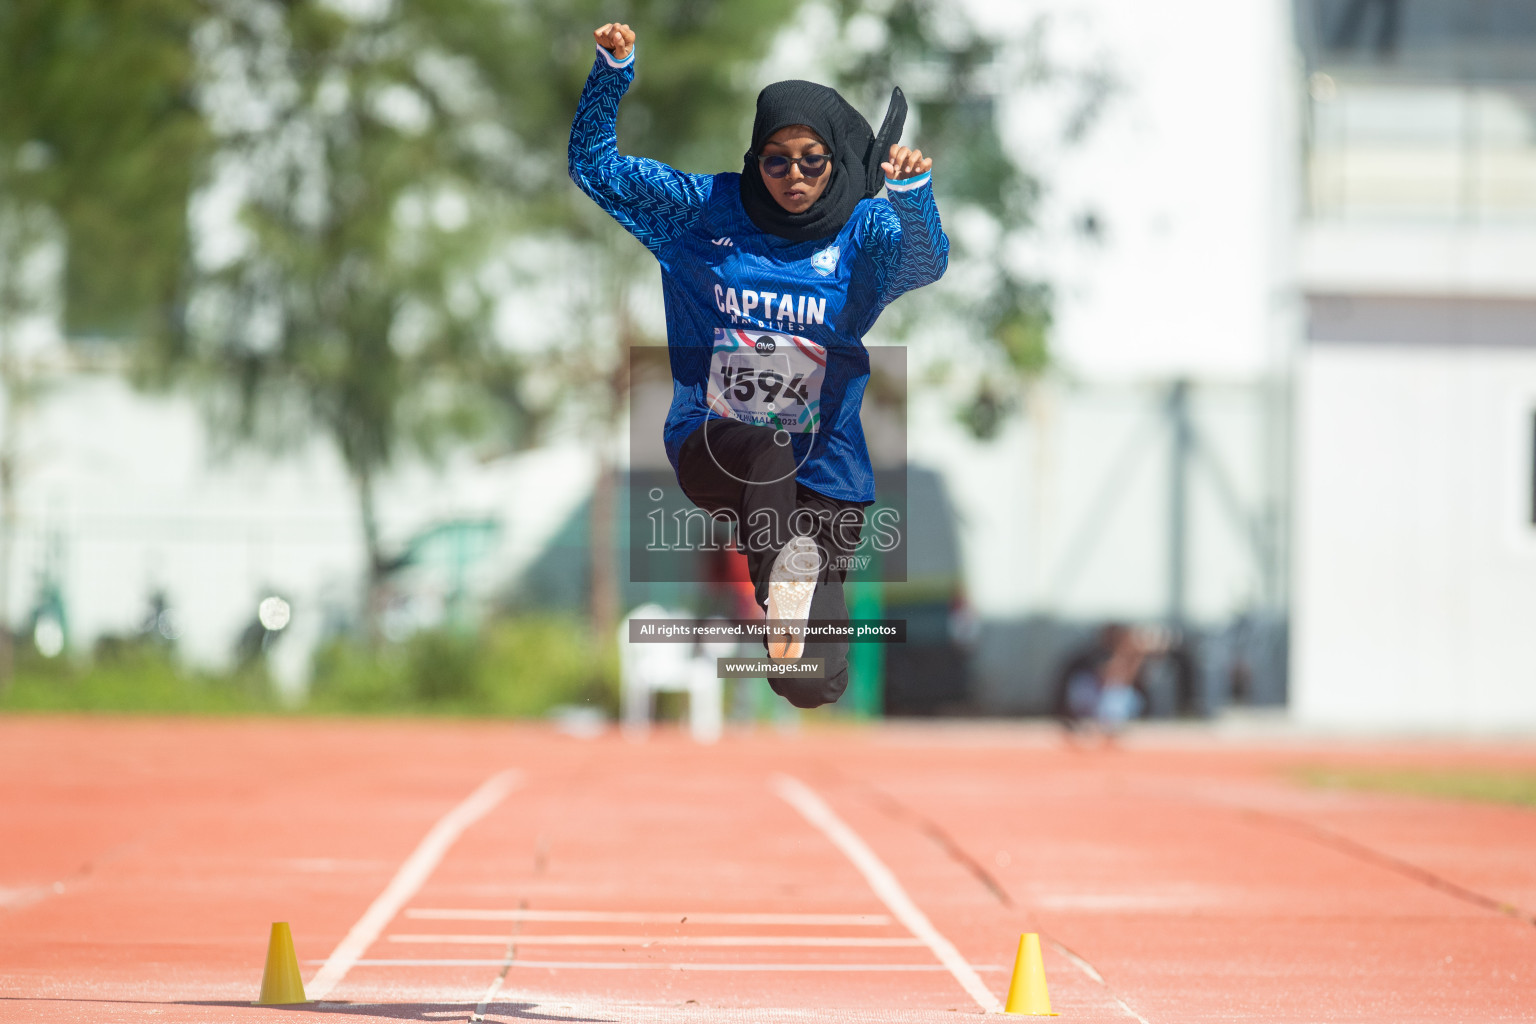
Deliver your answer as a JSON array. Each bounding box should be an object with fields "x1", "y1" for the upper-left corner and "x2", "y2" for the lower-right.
[{"x1": 810, "y1": 245, "x2": 841, "y2": 277}]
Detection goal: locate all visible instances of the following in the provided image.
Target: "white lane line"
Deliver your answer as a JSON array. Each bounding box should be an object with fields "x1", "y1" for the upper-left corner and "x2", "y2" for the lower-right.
[
  {"x1": 388, "y1": 934, "x2": 925, "y2": 947},
  {"x1": 404, "y1": 909, "x2": 892, "y2": 926},
  {"x1": 1048, "y1": 939, "x2": 1152, "y2": 1024},
  {"x1": 334, "y1": 959, "x2": 1008, "y2": 972},
  {"x1": 468, "y1": 938, "x2": 516, "y2": 1024},
  {"x1": 469, "y1": 970, "x2": 508, "y2": 1024},
  {"x1": 470, "y1": 900, "x2": 523, "y2": 1024},
  {"x1": 771, "y1": 774, "x2": 1003, "y2": 1014},
  {"x1": 1049, "y1": 940, "x2": 1104, "y2": 984},
  {"x1": 306, "y1": 769, "x2": 522, "y2": 1001}
]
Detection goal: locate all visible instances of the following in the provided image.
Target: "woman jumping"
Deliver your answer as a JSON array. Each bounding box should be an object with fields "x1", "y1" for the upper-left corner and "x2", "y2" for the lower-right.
[{"x1": 570, "y1": 22, "x2": 948, "y2": 708}]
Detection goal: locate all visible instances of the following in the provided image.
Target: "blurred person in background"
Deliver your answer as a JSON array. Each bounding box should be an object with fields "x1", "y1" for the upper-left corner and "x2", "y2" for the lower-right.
[
  {"x1": 570, "y1": 22, "x2": 947, "y2": 708},
  {"x1": 1055, "y1": 623, "x2": 1171, "y2": 742}
]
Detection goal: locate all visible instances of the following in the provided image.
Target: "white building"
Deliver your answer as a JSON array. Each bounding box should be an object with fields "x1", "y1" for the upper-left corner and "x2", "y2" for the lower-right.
[{"x1": 1290, "y1": 0, "x2": 1536, "y2": 729}]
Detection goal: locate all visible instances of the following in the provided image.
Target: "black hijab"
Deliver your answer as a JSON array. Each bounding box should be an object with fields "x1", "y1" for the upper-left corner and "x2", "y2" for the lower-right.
[{"x1": 739, "y1": 81, "x2": 907, "y2": 243}]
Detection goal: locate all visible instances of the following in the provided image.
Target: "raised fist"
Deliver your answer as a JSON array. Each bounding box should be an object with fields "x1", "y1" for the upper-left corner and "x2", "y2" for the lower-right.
[{"x1": 594, "y1": 23, "x2": 634, "y2": 60}]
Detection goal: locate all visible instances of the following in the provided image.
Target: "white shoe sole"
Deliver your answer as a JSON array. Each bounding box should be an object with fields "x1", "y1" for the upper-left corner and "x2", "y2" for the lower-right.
[{"x1": 767, "y1": 536, "x2": 820, "y2": 659}]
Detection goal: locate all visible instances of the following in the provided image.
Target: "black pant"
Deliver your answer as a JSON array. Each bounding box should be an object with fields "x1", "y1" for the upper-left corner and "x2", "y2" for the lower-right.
[{"x1": 676, "y1": 420, "x2": 866, "y2": 708}]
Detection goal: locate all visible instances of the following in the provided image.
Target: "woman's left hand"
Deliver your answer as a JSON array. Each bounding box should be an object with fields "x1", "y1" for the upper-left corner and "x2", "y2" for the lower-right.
[{"x1": 881, "y1": 144, "x2": 932, "y2": 181}]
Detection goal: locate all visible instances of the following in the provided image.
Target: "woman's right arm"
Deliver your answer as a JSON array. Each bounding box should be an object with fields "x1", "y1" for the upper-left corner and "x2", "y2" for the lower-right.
[{"x1": 568, "y1": 27, "x2": 712, "y2": 257}]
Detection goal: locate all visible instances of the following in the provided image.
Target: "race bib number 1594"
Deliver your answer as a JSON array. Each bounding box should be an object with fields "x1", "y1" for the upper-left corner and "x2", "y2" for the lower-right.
[{"x1": 706, "y1": 328, "x2": 826, "y2": 433}]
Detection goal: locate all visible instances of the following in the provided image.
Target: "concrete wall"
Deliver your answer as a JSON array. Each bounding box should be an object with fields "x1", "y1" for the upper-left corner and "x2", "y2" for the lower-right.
[{"x1": 1292, "y1": 341, "x2": 1536, "y2": 729}]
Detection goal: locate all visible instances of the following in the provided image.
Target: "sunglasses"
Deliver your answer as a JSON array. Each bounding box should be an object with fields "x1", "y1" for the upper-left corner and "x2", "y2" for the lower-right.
[{"x1": 756, "y1": 152, "x2": 832, "y2": 179}]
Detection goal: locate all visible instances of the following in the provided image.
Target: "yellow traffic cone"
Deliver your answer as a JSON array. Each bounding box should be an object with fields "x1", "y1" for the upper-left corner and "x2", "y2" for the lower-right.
[
  {"x1": 254, "y1": 922, "x2": 308, "y2": 1005},
  {"x1": 1003, "y1": 932, "x2": 1057, "y2": 1015}
]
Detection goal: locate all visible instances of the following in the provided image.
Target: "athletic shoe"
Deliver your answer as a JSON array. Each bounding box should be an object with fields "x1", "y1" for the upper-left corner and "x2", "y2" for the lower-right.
[{"x1": 766, "y1": 535, "x2": 820, "y2": 659}]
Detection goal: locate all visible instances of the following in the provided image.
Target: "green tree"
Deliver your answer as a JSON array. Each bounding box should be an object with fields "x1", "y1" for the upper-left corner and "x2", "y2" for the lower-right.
[
  {"x1": 0, "y1": 0, "x2": 207, "y2": 683},
  {"x1": 180, "y1": 0, "x2": 536, "y2": 636}
]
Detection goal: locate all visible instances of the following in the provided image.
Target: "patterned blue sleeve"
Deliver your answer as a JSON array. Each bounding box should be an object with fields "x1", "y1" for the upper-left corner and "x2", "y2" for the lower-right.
[
  {"x1": 867, "y1": 173, "x2": 949, "y2": 308},
  {"x1": 568, "y1": 47, "x2": 712, "y2": 257}
]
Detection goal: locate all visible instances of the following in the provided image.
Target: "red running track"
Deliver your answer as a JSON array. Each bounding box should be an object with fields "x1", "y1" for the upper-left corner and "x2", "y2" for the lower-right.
[{"x1": 1, "y1": 717, "x2": 1534, "y2": 1022}]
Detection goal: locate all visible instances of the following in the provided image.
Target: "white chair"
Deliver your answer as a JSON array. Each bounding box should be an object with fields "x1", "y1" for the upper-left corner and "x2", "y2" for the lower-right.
[{"x1": 618, "y1": 604, "x2": 725, "y2": 744}]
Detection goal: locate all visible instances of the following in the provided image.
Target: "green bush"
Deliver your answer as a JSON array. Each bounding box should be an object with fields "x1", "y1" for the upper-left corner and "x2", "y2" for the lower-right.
[
  {"x1": 0, "y1": 614, "x2": 613, "y2": 719},
  {"x1": 307, "y1": 615, "x2": 616, "y2": 718},
  {"x1": 0, "y1": 641, "x2": 275, "y2": 714},
  {"x1": 304, "y1": 639, "x2": 415, "y2": 713}
]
